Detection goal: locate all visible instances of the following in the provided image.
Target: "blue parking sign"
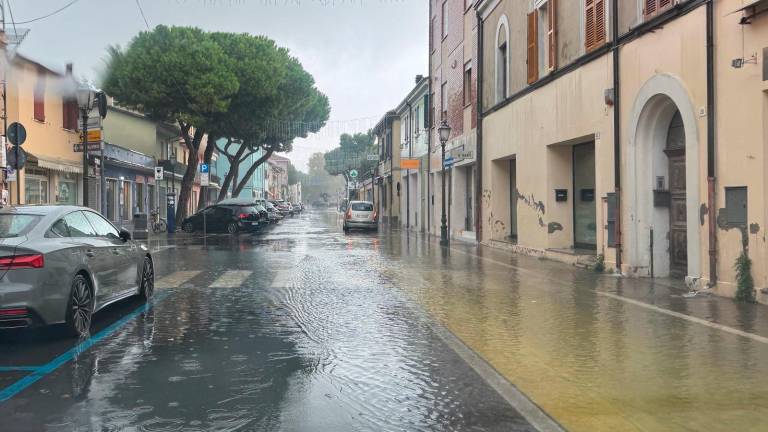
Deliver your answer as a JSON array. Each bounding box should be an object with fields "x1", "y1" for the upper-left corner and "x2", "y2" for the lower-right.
[{"x1": 200, "y1": 163, "x2": 209, "y2": 173}]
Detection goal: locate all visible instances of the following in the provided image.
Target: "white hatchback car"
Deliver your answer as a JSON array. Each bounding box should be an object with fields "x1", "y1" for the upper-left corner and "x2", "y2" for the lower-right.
[{"x1": 343, "y1": 201, "x2": 378, "y2": 232}]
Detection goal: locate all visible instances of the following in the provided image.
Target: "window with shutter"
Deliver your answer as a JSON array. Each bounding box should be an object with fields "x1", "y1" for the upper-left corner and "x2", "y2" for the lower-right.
[
  {"x1": 585, "y1": 0, "x2": 605, "y2": 52},
  {"x1": 527, "y1": 11, "x2": 538, "y2": 84},
  {"x1": 62, "y1": 98, "x2": 78, "y2": 131},
  {"x1": 644, "y1": 0, "x2": 674, "y2": 19},
  {"x1": 33, "y1": 75, "x2": 45, "y2": 122},
  {"x1": 548, "y1": 0, "x2": 557, "y2": 71}
]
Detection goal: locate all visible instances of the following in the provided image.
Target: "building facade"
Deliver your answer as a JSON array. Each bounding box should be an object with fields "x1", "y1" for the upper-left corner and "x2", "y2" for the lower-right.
[
  {"x1": 397, "y1": 75, "x2": 430, "y2": 232},
  {"x1": 476, "y1": 0, "x2": 768, "y2": 300},
  {"x1": 374, "y1": 111, "x2": 402, "y2": 225},
  {"x1": 430, "y1": 0, "x2": 480, "y2": 241},
  {"x1": 4, "y1": 57, "x2": 82, "y2": 207}
]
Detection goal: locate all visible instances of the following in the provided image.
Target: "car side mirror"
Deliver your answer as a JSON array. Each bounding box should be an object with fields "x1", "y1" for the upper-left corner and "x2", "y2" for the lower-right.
[{"x1": 119, "y1": 229, "x2": 132, "y2": 242}]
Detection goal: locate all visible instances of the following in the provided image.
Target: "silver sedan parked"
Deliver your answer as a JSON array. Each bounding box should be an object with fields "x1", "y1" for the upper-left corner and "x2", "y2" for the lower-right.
[
  {"x1": 342, "y1": 201, "x2": 378, "y2": 233},
  {"x1": 0, "y1": 206, "x2": 154, "y2": 337}
]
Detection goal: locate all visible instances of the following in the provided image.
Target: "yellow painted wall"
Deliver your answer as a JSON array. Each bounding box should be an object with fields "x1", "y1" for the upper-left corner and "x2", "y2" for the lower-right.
[{"x1": 5, "y1": 58, "x2": 79, "y2": 204}]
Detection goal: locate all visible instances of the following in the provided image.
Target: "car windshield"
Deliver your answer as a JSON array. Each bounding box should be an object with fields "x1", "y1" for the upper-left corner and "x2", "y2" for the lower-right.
[
  {"x1": 351, "y1": 203, "x2": 373, "y2": 212},
  {"x1": 0, "y1": 214, "x2": 42, "y2": 238}
]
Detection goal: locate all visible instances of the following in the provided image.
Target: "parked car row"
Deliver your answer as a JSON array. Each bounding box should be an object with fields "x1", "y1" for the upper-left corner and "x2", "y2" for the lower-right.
[{"x1": 180, "y1": 199, "x2": 305, "y2": 235}]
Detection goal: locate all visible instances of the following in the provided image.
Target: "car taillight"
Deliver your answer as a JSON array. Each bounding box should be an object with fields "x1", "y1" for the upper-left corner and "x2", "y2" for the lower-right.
[
  {"x1": 239, "y1": 213, "x2": 248, "y2": 219},
  {"x1": 345, "y1": 209, "x2": 352, "y2": 220},
  {"x1": 371, "y1": 211, "x2": 377, "y2": 220},
  {"x1": 0, "y1": 308, "x2": 27, "y2": 317},
  {"x1": 0, "y1": 255, "x2": 44, "y2": 269}
]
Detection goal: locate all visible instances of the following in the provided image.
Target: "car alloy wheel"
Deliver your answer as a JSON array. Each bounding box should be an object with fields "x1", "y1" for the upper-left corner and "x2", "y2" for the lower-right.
[
  {"x1": 140, "y1": 257, "x2": 154, "y2": 300},
  {"x1": 66, "y1": 274, "x2": 93, "y2": 338},
  {"x1": 226, "y1": 222, "x2": 239, "y2": 234},
  {"x1": 182, "y1": 222, "x2": 194, "y2": 233}
]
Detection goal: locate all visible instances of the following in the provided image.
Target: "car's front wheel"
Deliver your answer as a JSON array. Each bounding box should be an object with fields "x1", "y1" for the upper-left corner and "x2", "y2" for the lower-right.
[
  {"x1": 65, "y1": 274, "x2": 94, "y2": 338},
  {"x1": 140, "y1": 257, "x2": 154, "y2": 300}
]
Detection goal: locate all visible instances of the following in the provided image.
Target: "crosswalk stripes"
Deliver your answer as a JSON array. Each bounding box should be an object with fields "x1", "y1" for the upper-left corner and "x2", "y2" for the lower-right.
[
  {"x1": 155, "y1": 271, "x2": 202, "y2": 289},
  {"x1": 270, "y1": 269, "x2": 294, "y2": 289},
  {"x1": 210, "y1": 271, "x2": 253, "y2": 288}
]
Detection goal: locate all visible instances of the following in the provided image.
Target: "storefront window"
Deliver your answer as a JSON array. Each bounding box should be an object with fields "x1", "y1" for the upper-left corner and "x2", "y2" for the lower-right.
[
  {"x1": 56, "y1": 173, "x2": 77, "y2": 205},
  {"x1": 25, "y1": 175, "x2": 49, "y2": 205}
]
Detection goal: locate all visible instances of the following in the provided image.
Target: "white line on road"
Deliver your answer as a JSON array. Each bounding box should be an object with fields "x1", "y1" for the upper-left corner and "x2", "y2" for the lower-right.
[
  {"x1": 270, "y1": 269, "x2": 295, "y2": 289},
  {"x1": 155, "y1": 271, "x2": 202, "y2": 289},
  {"x1": 211, "y1": 271, "x2": 253, "y2": 288},
  {"x1": 448, "y1": 246, "x2": 768, "y2": 345}
]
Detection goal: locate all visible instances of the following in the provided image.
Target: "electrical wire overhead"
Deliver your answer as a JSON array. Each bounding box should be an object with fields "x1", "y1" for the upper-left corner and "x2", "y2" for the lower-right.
[{"x1": 12, "y1": 0, "x2": 81, "y2": 25}]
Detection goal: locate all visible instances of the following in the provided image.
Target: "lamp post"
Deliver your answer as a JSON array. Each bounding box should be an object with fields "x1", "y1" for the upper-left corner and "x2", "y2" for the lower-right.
[
  {"x1": 76, "y1": 81, "x2": 97, "y2": 208},
  {"x1": 438, "y1": 120, "x2": 451, "y2": 246}
]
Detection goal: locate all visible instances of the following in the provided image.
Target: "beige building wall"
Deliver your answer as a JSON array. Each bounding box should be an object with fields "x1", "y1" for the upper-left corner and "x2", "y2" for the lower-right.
[
  {"x1": 481, "y1": 56, "x2": 615, "y2": 261},
  {"x1": 479, "y1": 0, "x2": 767, "y2": 299},
  {"x1": 5, "y1": 58, "x2": 80, "y2": 205},
  {"x1": 711, "y1": 0, "x2": 768, "y2": 298}
]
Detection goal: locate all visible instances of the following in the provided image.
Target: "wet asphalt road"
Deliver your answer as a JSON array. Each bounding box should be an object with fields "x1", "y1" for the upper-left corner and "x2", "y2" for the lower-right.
[{"x1": 0, "y1": 210, "x2": 539, "y2": 432}]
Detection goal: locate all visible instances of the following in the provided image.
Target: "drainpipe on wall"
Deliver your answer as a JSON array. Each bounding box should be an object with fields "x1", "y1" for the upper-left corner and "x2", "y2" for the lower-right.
[
  {"x1": 475, "y1": 11, "x2": 484, "y2": 243},
  {"x1": 427, "y1": 0, "x2": 433, "y2": 236},
  {"x1": 612, "y1": 0, "x2": 622, "y2": 274},
  {"x1": 706, "y1": 0, "x2": 718, "y2": 285}
]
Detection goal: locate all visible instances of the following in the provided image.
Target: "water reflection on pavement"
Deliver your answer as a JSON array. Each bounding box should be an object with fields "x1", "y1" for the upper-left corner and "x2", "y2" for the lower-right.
[{"x1": 0, "y1": 210, "x2": 537, "y2": 432}]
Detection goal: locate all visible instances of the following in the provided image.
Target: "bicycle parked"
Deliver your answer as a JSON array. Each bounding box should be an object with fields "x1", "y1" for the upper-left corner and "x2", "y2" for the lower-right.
[{"x1": 150, "y1": 209, "x2": 167, "y2": 233}]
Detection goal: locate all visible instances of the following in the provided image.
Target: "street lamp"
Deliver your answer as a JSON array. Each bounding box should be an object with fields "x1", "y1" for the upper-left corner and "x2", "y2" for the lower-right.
[
  {"x1": 76, "y1": 81, "x2": 97, "y2": 208},
  {"x1": 438, "y1": 120, "x2": 451, "y2": 246}
]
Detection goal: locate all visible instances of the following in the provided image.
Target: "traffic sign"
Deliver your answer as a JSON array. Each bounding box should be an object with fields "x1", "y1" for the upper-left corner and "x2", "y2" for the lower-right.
[
  {"x1": 7, "y1": 122, "x2": 26, "y2": 146},
  {"x1": 200, "y1": 163, "x2": 209, "y2": 173},
  {"x1": 349, "y1": 169, "x2": 358, "y2": 178},
  {"x1": 73, "y1": 142, "x2": 102, "y2": 152},
  {"x1": 155, "y1": 167, "x2": 164, "y2": 180},
  {"x1": 79, "y1": 129, "x2": 102, "y2": 144},
  {"x1": 6, "y1": 168, "x2": 15, "y2": 182},
  {"x1": 7, "y1": 148, "x2": 27, "y2": 170},
  {"x1": 444, "y1": 156, "x2": 455, "y2": 168},
  {"x1": 200, "y1": 172, "x2": 210, "y2": 187}
]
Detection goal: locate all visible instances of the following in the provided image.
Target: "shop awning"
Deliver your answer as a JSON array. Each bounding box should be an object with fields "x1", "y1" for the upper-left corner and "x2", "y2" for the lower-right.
[{"x1": 28, "y1": 153, "x2": 82, "y2": 174}]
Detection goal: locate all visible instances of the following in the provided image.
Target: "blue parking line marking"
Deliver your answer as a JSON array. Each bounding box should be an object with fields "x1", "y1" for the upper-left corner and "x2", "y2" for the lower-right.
[
  {"x1": 0, "y1": 291, "x2": 171, "y2": 403},
  {"x1": 0, "y1": 366, "x2": 41, "y2": 372}
]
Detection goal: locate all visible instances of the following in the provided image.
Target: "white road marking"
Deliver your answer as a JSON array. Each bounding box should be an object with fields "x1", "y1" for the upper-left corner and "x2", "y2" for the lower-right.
[
  {"x1": 211, "y1": 271, "x2": 253, "y2": 288},
  {"x1": 270, "y1": 269, "x2": 294, "y2": 289},
  {"x1": 155, "y1": 271, "x2": 202, "y2": 289},
  {"x1": 447, "y1": 246, "x2": 768, "y2": 345}
]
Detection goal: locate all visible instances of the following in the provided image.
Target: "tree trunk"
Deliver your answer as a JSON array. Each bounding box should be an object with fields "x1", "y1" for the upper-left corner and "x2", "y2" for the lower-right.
[
  {"x1": 175, "y1": 126, "x2": 204, "y2": 223},
  {"x1": 233, "y1": 147, "x2": 274, "y2": 197},
  {"x1": 197, "y1": 134, "x2": 217, "y2": 211},
  {"x1": 216, "y1": 142, "x2": 248, "y2": 202}
]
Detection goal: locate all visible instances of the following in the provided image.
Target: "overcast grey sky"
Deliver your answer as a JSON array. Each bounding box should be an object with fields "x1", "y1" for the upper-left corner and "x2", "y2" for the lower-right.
[{"x1": 11, "y1": 0, "x2": 428, "y2": 171}]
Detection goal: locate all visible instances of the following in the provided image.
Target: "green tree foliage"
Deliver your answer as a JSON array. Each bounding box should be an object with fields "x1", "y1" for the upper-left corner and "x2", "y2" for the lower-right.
[
  {"x1": 103, "y1": 25, "x2": 239, "y2": 220},
  {"x1": 324, "y1": 131, "x2": 378, "y2": 179},
  {"x1": 224, "y1": 46, "x2": 330, "y2": 198}
]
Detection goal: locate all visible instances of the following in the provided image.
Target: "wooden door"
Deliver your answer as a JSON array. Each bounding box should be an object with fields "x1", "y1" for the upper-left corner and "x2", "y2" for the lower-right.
[{"x1": 667, "y1": 148, "x2": 687, "y2": 278}]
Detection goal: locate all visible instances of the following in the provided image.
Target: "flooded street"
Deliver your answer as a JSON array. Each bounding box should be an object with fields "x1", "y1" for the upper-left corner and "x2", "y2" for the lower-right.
[{"x1": 2, "y1": 209, "x2": 768, "y2": 431}]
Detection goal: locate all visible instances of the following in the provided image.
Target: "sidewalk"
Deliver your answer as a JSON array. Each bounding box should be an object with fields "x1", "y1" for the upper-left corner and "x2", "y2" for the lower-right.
[{"x1": 388, "y1": 229, "x2": 768, "y2": 431}]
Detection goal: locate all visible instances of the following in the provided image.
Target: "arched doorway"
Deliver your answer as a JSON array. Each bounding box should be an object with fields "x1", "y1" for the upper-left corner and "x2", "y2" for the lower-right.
[{"x1": 625, "y1": 74, "x2": 701, "y2": 280}]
